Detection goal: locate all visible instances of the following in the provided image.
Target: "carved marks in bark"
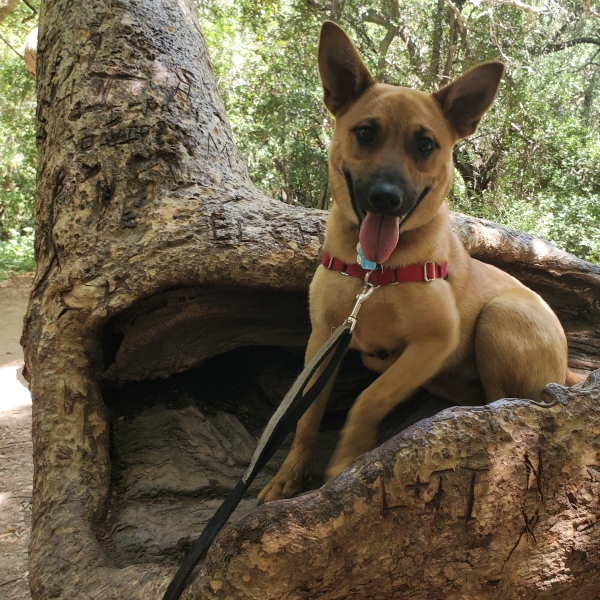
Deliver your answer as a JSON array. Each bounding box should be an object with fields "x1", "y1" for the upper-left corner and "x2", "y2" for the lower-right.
[
  {"x1": 210, "y1": 209, "x2": 242, "y2": 243},
  {"x1": 502, "y1": 451, "x2": 543, "y2": 567},
  {"x1": 379, "y1": 457, "x2": 498, "y2": 537},
  {"x1": 379, "y1": 466, "x2": 488, "y2": 524}
]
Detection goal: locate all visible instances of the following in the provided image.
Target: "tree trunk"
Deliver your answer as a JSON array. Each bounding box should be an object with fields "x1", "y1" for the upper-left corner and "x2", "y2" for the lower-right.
[
  {"x1": 24, "y1": 1, "x2": 600, "y2": 599},
  {"x1": 428, "y1": 0, "x2": 445, "y2": 86}
]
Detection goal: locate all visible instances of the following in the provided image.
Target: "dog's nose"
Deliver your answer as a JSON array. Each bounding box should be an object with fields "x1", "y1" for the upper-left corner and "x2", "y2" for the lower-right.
[{"x1": 368, "y1": 182, "x2": 403, "y2": 213}]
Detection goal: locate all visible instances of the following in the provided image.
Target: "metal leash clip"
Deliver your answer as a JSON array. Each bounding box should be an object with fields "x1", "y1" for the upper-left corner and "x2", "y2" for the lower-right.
[{"x1": 345, "y1": 283, "x2": 378, "y2": 332}]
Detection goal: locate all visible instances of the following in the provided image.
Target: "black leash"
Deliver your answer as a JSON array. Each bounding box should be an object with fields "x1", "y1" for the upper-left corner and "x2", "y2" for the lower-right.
[{"x1": 162, "y1": 284, "x2": 377, "y2": 600}]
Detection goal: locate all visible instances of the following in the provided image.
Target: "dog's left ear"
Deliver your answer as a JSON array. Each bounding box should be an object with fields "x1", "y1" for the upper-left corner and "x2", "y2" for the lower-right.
[{"x1": 433, "y1": 62, "x2": 504, "y2": 139}]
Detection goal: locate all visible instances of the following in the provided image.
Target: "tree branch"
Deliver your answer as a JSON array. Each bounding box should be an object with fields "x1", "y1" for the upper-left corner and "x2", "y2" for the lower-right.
[
  {"x1": 585, "y1": 0, "x2": 600, "y2": 19},
  {"x1": 20, "y1": 0, "x2": 37, "y2": 22},
  {"x1": 0, "y1": 0, "x2": 19, "y2": 24},
  {"x1": 0, "y1": 32, "x2": 24, "y2": 60},
  {"x1": 372, "y1": 2, "x2": 401, "y2": 81},
  {"x1": 445, "y1": 0, "x2": 466, "y2": 34},
  {"x1": 361, "y1": 9, "x2": 390, "y2": 28},
  {"x1": 428, "y1": 0, "x2": 445, "y2": 85},
  {"x1": 376, "y1": 25, "x2": 399, "y2": 81},
  {"x1": 541, "y1": 36, "x2": 600, "y2": 54},
  {"x1": 330, "y1": 0, "x2": 345, "y2": 21},
  {"x1": 470, "y1": 0, "x2": 549, "y2": 14},
  {"x1": 298, "y1": 0, "x2": 327, "y2": 16},
  {"x1": 361, "y1": 7, "x2": 421, "y2": 74},
  {"x1": 442, "y1": 5, "x2": 457, "y2": 80}
]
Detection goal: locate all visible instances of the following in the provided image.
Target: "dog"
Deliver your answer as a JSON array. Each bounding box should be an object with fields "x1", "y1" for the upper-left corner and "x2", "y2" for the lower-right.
[{"x1": 258, "y1": 21, "x2": 577, "y2": 504}]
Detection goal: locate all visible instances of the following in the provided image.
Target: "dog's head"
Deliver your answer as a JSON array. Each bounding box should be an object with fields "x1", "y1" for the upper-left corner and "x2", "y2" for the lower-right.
[{"x1": 318, "y1": 21, "x2": 504, "y2": 263}]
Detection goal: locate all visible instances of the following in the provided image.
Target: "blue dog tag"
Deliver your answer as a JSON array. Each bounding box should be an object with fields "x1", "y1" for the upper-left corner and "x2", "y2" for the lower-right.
[{"x1": 357, "y1": 245, "x2": 378, "y2": 270}]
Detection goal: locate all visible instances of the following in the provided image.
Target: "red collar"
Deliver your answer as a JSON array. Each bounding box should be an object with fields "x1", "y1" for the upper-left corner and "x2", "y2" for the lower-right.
[{"x1": 321, "y1": 252, "x2": 448, "y2": 286}]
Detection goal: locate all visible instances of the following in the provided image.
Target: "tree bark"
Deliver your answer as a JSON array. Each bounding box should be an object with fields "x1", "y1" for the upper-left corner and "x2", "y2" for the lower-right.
[
  {"x1": 428, "y1": 0, "x2": 445, "y2": 86},
  {"x1": 24, "y1": 1, "x2": 600, "y2": 599}
]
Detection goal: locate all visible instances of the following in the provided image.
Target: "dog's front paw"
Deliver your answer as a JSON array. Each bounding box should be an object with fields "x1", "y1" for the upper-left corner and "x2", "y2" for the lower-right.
[{"x1": 258, "y1": 472, "x2": 304, "y2": 504}]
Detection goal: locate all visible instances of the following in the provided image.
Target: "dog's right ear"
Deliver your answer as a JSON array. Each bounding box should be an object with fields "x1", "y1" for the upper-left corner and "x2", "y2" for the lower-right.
[
  {"x1": 318, "y1": 21, "x2": 375, "y2": 116},
  {"x1": 433, "y1": 62, "x2": 504, "y2": 140}
]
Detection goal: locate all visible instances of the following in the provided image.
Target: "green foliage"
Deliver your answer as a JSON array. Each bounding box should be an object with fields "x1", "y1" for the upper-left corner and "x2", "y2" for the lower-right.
[
  {"x1": 451, "y1": 46, "x2": 600, "y2": 264},
  {"x1": 0, "y1": 1, "x2": 38, "y2": 277},
  {"x1": 198, "y1": 0, "x2": 600, "y2": 264},
  {"x1": 0, "y1": 54, "x2": 36, "y2": 234},
  {"x1": 0, "y1": 230, "x2": 34, "y2": 281},
  {"x1": 198, "y1": 0, "x2": 331, "y2": 207},
  {"x1": 0, "y1": 0, "x2": 598, "y2": 275}
]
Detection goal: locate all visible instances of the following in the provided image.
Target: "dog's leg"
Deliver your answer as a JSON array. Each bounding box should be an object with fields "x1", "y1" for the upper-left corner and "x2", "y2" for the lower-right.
[
  {"x1": 475, "y1": 290, "x2": 568, "y2": 402},
  {"x1": 258, "y1": 325, "x2": 340, "y2": 503},
  {"x1": 327, "y1": 335, "x2": 457, "y2": 480}
]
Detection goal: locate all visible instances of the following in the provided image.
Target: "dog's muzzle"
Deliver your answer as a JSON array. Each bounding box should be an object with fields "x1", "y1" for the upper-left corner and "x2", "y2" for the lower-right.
[{"x1": 343, "y1": 167, "x2": 431, "y2": 225}]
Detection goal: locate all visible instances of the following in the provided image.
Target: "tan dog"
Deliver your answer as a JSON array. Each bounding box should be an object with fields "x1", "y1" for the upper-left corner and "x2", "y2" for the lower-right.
[{"x1": 258, "y1": 22, "x2": 575, "y2": 504}]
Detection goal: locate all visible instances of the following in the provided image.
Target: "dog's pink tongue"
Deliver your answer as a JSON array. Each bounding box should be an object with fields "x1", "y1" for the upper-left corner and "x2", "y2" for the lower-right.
[{"x1": 359, "y1": 212, "x2": 400, "y2": 264}]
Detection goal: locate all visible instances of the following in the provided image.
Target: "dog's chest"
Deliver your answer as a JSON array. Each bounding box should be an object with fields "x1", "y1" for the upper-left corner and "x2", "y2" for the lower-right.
[
  {"x1": 315, "y1": 266, "x2": 456, "y2": 358},
  {"x1": 349, "y1": 300, "x2": 407, "y2": 355},
  {"x1": 324, "y1": 290, "x2": 408, "y2": 355}
]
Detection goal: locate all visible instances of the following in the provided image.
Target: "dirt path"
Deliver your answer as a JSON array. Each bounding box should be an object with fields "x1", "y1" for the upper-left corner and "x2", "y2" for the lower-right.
[{"x1": 0, "y1": 274, "x2": 33, "y2": 600}]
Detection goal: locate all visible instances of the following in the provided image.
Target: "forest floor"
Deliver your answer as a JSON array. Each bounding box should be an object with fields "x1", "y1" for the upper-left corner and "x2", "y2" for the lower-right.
[{"x1": 0, "y1": 274, "x2": 33, "y2": 600}]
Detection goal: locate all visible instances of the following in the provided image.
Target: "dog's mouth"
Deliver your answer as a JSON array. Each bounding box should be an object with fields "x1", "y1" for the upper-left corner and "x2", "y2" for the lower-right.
[{"x1": 343, "y1": 167, "x2": 431, "y2": 264}]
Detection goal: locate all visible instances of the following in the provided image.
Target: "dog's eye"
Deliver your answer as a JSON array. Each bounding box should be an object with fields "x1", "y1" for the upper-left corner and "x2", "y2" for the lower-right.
[
  {"x1": 417, "y1": 137, "x2": 435, "y2": 154},
  {"x1": 355, "y1": 126, "x2": 375, "y2": 145}
]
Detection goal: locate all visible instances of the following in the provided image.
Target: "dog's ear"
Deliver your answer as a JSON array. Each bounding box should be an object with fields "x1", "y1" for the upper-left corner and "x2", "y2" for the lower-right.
[
  {"x1": 433, "y1": 62, "x2": 504, "y2": 139},
  {"x1": 318, "y1": 21, "x2": 375, "y2": 116}
]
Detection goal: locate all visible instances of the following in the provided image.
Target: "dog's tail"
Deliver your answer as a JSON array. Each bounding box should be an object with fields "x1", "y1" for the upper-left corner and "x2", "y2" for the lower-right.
[{"x1": 565, "y1": 368, "x2": 584, "y2": 386}]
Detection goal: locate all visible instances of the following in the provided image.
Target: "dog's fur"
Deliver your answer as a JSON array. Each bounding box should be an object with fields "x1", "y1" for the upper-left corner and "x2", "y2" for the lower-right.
[{"x1": 258, "y1": 22, "x2": 573, "y2": 503}]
